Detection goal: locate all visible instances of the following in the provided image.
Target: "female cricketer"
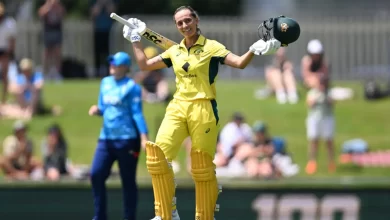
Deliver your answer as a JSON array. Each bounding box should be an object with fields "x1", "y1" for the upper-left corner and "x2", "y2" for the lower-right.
[
  {"x1": 122, "y1": 6, "x2": 299, "y2": 220},
  {"x1": 88, "y1": 51, "x2": 149, "y2": 220}
]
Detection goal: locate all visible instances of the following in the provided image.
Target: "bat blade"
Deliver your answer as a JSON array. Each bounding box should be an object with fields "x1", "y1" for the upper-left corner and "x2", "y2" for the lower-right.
[{"x1": 110, "y1": 13, "x2": 178, "y2": 50}]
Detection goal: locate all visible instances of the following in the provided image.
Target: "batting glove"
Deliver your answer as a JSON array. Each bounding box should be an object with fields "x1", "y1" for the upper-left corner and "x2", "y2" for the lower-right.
[
  {"x1": 123, "y1": 18, "x2": 147, "y2": 43},
  {"x1": 249, "y1": 38, "x2": 281, "y2": 55}
]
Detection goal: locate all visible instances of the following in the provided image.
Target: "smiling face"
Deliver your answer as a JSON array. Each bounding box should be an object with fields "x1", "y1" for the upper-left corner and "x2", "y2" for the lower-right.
[{"x1": 174, "y1": 8, "x2": 198, "y2": 38}]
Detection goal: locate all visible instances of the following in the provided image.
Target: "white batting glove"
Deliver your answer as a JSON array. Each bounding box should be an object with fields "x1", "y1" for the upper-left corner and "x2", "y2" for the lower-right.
[
  {"x1": 122, "y1": 18, "x2": 147, "y2": 43},
  {"x1": 249, "y1": 38, "x2": 281, "y2": 55}
]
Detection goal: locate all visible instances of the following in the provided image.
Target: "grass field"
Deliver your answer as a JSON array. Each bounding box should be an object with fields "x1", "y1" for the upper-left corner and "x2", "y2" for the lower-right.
[{"x1": 0, "y1": 79, "x2": 389, "y2": 181}]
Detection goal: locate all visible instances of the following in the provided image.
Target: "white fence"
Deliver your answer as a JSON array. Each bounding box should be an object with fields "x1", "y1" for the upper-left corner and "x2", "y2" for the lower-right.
[{"x1": 15, "y1": 16, "x2": 390, "y2": 80}]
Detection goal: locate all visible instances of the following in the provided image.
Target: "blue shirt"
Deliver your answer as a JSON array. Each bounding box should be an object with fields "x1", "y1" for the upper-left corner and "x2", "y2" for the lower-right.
[
  {"x1": 98, "y1": 76, "x2": 148, "y2": 140},
  {"x1": 272, "y1": 137, "x2": 286, "y2": 155},
  {"x1": 16, "y1": 72, "x2": 44, "y2": 103}
]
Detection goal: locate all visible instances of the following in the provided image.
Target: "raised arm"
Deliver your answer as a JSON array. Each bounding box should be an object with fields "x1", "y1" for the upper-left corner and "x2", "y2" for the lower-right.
[
  {"x1": 223, "y1": 51, "x2": 255, "y2": 69},
  {"x1": 132, "y1": 42, "x2": 168, "y2": 71},
  {"x1": 38, "y1": 0, "x2": 52, "y2": 18},
  {"x1": 224, "y1": 39, "x2": 281, "y2": 69},
  {"x1": 119, "y1": 17, "x2": 168, "y2": 71}
]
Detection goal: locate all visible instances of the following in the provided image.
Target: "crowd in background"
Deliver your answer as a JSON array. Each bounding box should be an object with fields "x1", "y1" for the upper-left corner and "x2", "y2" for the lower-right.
[{"x1": 0, "y1": 0, "x2": 338, "y2": 181}]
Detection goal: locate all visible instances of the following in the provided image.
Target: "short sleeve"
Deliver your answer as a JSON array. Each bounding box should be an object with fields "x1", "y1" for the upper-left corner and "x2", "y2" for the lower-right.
[
  {"x1": 33, "y1": 72, "x2": 44, "y2": 85},
  {"x1": 159, "y1": 46, "x2": 175, "y2": 68},
  {"x1": 211, "y1": 41, "x2": 231, "y2": 64},
  {"x1": 3, "y1": 136, "x2": 18, "y2": 156}
]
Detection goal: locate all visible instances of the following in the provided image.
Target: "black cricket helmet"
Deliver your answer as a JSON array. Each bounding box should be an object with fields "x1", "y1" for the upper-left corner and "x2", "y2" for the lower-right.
[{"x1": 258, "y1": 15, "x2": 301, "y2": 47}]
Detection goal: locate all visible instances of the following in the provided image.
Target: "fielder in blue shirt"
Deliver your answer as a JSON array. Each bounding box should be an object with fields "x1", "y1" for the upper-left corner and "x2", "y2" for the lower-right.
[{"x1": 88, "y1": 51, "x2": 149, "y2": 220}]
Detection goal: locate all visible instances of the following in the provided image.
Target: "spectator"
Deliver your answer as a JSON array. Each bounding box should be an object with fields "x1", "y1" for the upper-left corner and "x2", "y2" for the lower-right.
[
  {"x1": 0, "y1": 2, "x2": 17, "y2": 103},
  {"x1": 134, "y1": 46, "x2": 172, "y2": 105},
  {"x1": 242, "y1": 138, "x2": 280, "y2": 179},
  {"x1": 228, "y1": 121, "x2": 299, "y2": 178},
  {"x1": 305, "y1": 74, "x2": 335, "y2": 175},
  {"x1": 38, "y1": 0, "x2": 66, "y2": 80},
  {"x1": 233, "y1": 121, "x2": 284, "y2": 178},
  {"x1": 7, "y1": 58, "x2": 60, "y2": 118},
  {"x1": 250, "y1": 121, "x2": 286, "y2": 155},
  {"x1": 258, "y1": 47, "x2": 299, "y2": 104},
  {"x1": 41, "y1": 123, "x2": 68, "y2": 181},
  {"x1": 214, "y1": 112, "x2": 253, "y2": 167},
  {"x1": 301, "y1": 39, "x2": 330, "y2": 89},
  {"x1": 90, "y1": 0, "x2": 118, "y2": 77},
  {"x1": 0, "y1": 120, "x2": 42, "y2": 180}
]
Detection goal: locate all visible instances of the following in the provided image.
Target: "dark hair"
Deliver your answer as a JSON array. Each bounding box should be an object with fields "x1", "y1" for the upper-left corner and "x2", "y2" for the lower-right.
[
  {"x1": 48, "y1": 123, "x2": 67, "y2": 146},
  {"x1": 173, "y1": 6, "x2": 201, "y2": 34}
]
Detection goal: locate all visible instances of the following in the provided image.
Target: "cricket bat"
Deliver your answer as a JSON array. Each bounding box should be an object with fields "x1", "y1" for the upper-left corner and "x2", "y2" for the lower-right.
[{"x1": 110, "y1": 13, "x2": 178, "y2": 50}]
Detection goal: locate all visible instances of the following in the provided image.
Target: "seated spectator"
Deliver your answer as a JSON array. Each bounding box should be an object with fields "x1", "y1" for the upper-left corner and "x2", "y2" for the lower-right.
[
  {"x1": 41, "y1": 123, "x2": 68, "y2": 181},
  {"x1": 232, "y1": 121, "x2": 299, "y2": 178},
  {"x1": 134, "y1": 46, "x2": 172, "y2": 105},
  {"x1": 5, "y1": 58, "x2": 61, "y2": 118},
  {"x1": 0, "y1": 120, "x2": 42, "y2": 180},
  {"x1": 242, "y1": 138, "x2": 280, "y2": 179},
  {"x1": 305, "y1": 74, "x2": 335, "y2": 175},
  {"x1": 251, "y1": 121, "x2": 286, "y2": 155},
  {"x1": 233, "y1": 121, "x2": 284, "y2": 178},
  {"x1": 301, "y1": 39, "x2": 330, "y2": 89},
  {"x1": 214, "y1": 112, "x2": 253, "y2": 167},
  {"x1": 259, "y1": 47, "x2": 299, "y2": 104}
]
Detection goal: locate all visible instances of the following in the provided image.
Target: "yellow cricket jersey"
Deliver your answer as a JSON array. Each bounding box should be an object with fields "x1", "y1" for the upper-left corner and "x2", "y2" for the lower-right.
[{"x1": 160, "y1": 35, "x2": 231, "y2": 101}]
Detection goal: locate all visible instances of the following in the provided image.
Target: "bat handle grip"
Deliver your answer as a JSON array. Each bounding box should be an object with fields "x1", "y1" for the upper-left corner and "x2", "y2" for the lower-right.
[{"x1": 110, "y1": 13, "x2": 137, "y2": 29}]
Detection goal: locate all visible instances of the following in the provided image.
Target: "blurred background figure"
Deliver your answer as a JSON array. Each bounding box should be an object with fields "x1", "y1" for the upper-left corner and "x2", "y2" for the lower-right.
[
  {"x1": 0, "y1": 120, "x2": 42, "y2": 180},
  {"x1": 305, "y1": 74, "x2": 335, "y2": 175},
  {"x1": 0, "y1": 1, "x2": 16, "y2": 104},
  {"x1": 251, "y1": 121, "x2": 286, "y2": 155},
  {"x1": 301, "y1": 39, "x2": 330, "y2": 89},
  {"x1": 256, "y1": 47, "x2": 299, "y2": 104},
  {"x1": 38, "y1": 0, "x2": 66, "y2": 81},
  {"x1": 90, "y1": 0, "x2": 118, "y2": 77},
  {"x1": 214, "y1": 112, "x2": 253, "y2": 168},
  {"x1": 134, "y1": 46, "x2": 171, "y2": 105},
  {"x1": 41, "y1": 123, "x2": 68, "y2": 181},
  {"x1": 250, "y1": 121, "x2": 299, "y2": 177},
  {"x1": 242, "y1": 138, "x2": 279, "y2": 179},
  {"x1": 5, "y1": 58, "x2": 61, "y2": 119}
]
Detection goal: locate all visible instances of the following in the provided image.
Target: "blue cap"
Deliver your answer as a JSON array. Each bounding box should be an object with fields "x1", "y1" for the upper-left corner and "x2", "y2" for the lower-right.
[{"x1": 107, "y1": 52, "x2": 131, "y2": 67}]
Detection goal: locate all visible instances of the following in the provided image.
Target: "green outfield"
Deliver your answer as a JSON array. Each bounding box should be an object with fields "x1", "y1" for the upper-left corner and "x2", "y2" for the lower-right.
[{"x1": 0, "y1": 79, "x2": 389, "y2": 182}]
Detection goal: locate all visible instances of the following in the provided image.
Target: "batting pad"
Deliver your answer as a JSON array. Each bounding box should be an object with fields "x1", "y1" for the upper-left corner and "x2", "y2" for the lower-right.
[
  {"x1": 146, "y1": 141, "x2": 175, "y2": 220},
  {"x1": 191, "y1": 150, "x2": 220, "y2": 220}
]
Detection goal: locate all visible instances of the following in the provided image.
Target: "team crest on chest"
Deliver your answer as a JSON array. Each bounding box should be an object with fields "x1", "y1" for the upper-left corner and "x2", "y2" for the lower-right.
[{"x1": 194, "y1": 48, "x2": 204, "y2": 55}]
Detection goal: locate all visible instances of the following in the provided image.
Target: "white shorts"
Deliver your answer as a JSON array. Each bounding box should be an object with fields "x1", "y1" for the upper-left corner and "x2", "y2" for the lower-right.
[{"x1": 306, "y1": 115, "x2": 335, "y2": 140}]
